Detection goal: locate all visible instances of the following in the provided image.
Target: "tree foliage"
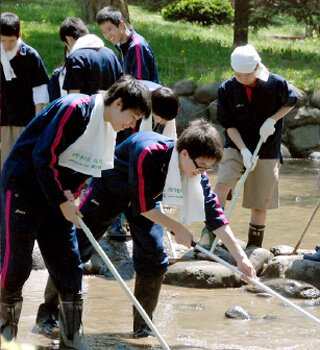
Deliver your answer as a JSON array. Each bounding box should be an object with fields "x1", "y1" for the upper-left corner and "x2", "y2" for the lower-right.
[
  {"x1": 249, "y1": 0, "x2": 320, "y2": 35},
  {"x1": 161, "y1": 0, "x2": 234, "y2": 26}
]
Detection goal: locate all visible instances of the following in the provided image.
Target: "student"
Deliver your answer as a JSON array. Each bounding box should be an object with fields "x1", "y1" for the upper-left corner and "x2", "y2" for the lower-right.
[
  {"x1": 198, "y1": 44, "x2": 298, "y2": 250},
  {"x1": 304, "y1": 169, "x2": 320, "y2": 261},
  {"x1": 35, "y1": 83, "x2": 180, "y2": 327},
  {"x1": 40, "y1": 119, "x2": 256, "y2": 339},
  {"x1": 59, "y1": 17, "x2": 123, "y2": 96},
  {"x1": 48, "y1": 46, "x2": 69, "y2": 102},
  {"x1": 108, "y1": 81, "x2": 179, "y2": 239},
  {"x1": 1, "y1": 12, "x2": 49, "y2": 168},
  {"x1": 0, "y1": 76, "x2": 151, "y2": 349},
  {"x1": 96, "y1": 7, "x2": 159, "y2": 83}
]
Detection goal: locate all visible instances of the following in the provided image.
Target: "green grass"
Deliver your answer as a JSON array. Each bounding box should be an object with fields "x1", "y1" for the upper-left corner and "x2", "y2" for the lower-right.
[{"x1": 3, "y1": 0, "x2": 320, "y2": 91}]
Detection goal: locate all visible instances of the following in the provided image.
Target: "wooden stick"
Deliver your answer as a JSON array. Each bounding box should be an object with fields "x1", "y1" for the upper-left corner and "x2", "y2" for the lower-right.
[{"x1": 291, "y1": 198, "x2": 320, "y2": 255}]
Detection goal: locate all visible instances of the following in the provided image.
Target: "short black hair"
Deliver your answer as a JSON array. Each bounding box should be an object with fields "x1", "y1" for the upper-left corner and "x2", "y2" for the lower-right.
[
  {"x1": 100, "y1": 75, "x2": 152, "y2": 120},
  {"x1": 59, "y1": 17, "x2": 89, "y2": 42},
  {"x1": 1, "y1": 12, "x2": 20, "y2": 38},
  {"x1": 152, "y1": 87, "x2": 179, "y2": 121},
  {"x1": 96, "y1": 7, "x2": 124, "y2": 26},
  {"x1": 176, "y1": 119, "x2": 223, "y2": 161}
]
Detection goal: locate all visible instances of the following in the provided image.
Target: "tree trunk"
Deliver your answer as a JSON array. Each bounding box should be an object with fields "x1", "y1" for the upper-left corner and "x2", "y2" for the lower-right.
[
  {"x1": 75, "y1": 0, "x2": 130, "y2": 24},
  {"x1": 233, "y1": 0, "x2": 250, "y2": 45}
]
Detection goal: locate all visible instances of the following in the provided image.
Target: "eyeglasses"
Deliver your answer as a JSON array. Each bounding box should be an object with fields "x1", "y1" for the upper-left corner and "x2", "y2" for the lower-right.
[{"x1": 192, "y1": 158, "x2": 216, "y2": 172}]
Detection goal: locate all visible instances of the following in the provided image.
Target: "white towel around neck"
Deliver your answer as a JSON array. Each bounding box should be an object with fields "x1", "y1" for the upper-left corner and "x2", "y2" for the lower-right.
[
  {"x1": 162, "y1": 146, "x2": 205, "y2": 225},
  {"x1": 139, "y1": 115, "x2": 177, "y2": 139},
  {"x1": 58, "y1": 94, "x2": 116, "y2": 177},
  {"x1": 1, "y1": 38, "x2": 21, "y2": 81},
  {"x1": 70, "y1": 34, "x2": 104, "y2": 55}
]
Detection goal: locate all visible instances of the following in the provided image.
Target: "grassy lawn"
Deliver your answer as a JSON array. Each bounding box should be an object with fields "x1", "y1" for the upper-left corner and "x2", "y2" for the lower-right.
[{"x1": 3, "y1": 0, "x2": 320, "y2": 91}]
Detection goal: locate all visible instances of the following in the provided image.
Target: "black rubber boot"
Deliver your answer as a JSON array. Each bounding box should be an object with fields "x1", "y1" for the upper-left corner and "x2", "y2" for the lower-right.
[
  {"x1": 58, "y1": 293, "x2": 89, "y2": 350},
  {"x1": 133, "y1": 273, "x2": 164, "y2": 338},
  {"x1": 34, "y1": 276, "x2": 59, "y2": 334},
  {"x1": 246, "y1": 223, "x2": 266, "y2": 248},
  {"x1": 1, "y1": 289, "x2": 23, "y2": 341}
]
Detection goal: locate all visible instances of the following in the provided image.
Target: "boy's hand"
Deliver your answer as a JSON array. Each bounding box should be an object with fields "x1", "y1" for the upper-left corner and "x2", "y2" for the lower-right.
[
  {"x1": 59, "y1": 200, "x2": 83, "y2": 228},
  {"x1": 241, "y1": 148, "x2": 257, "y2": 171},
  {"x1": 260, "y1": 117, "x2": 276, "y2": 142},
  {"x1": 172, "y1": 227, "x2": 193, "y2": 248},
  {"x1": 237, "y1": 257, "x2": 257, "y2": 284}
]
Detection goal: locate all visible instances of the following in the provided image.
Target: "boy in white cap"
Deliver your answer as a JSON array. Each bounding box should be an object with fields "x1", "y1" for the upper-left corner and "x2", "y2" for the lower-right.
[{"x1": 198, "y1": 44, "x2": 298, "y2": 249}]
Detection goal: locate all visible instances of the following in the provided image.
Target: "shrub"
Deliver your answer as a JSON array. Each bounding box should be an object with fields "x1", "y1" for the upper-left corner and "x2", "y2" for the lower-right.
[{"x1": 161, "y1": 0, "x2": 234, "y2": 26}]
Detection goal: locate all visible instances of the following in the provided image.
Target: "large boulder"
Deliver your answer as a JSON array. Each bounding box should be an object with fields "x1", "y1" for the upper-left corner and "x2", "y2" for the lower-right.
[
  {"x1": 164, "y1": 260, "x2": 243, "y2": 288},
  {"x1": 172, "y1": 79, "x2": 197, "y2": 96},
  {"x1": 288, "y1": 84, "x2": 308, "y2": 107},
  {"x1": 175, "y1": 96, "x2": 209, "y2": 135},
  {"x1": 284, "y1": 125, "x2": 320, "y2": 155},
  {"x1": 310, "y1": 90, "x2": 320, "y2": 109},
  {"x1": 285, "y1": 106, "x2": 320, "y2": 129},
  {"x1": 194, "y1": 81, "x2": 222, "y2": 104},
  {"x1": 260, "y1": 255, "x2": 320, "y2": 290},
  {"x1": 245, "y1": 277, "x2": 320, "y2": 299}
]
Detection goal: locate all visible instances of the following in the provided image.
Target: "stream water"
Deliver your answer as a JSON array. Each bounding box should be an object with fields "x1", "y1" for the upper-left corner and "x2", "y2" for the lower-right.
[{"x1": 9, "y1": 158, "x2": 320, "y2": 350}]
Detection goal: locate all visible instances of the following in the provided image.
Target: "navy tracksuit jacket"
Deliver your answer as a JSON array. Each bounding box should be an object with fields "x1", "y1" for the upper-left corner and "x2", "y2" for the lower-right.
[
  {"x1": 76, "y1": 131, "x2": 228, "y2": 277},
  {"x1": 1, "y1": 94, "x2": 99, "y2": 294}
]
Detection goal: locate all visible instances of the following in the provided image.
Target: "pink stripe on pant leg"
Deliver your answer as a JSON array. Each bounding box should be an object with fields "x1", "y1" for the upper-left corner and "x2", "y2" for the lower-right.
[{"x1": 1, "y1": 190, "x2": 12, "y2": 289}]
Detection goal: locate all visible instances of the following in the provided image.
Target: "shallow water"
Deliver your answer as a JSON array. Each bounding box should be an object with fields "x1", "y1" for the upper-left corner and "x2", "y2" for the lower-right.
[{"x1": 13, "y1": 159, "x2": 320, "y2": 350}]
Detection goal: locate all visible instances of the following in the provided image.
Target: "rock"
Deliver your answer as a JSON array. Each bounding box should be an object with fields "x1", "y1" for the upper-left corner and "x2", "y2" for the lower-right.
[
  {"x1": 175, "y1": 96, "x2": 209, "y2": 135},
  {"x1": 207, "y1": 99, "x2": 218, "y2": 123},
  {"x1": 285, "y1": 106, "x2": 320, "y2": 129},
  {"x1": 288, "y1": 84, "x2": 308, "y2": 107},
  {"x1": 172, "y1": 79, "x2": 197, "y2": 96},
  {"x1": 194, "y1": 81, "x2": 222, "y2": 104},
  {"x1": 164, "y1": 260, "x2": 243, "y2": 288},
  {"x1": 284, "y1": 125, "x2": 320, "y2": 155},
  {"x1": 310, "y1": 90, "x2": 320, "y2": 109},
  {"x1": 270, "y1": 245, "x2": 299, "y2": 256},
  {"x1": 245, "y1": 277, "x2": 320, "y2": 299},
  {"x1": 245, "y1": 248, "x2": 274, "y2": 275},
  {"x1": 225, "y1": 306, "x2": 254, "y2": 320},
  {"x1": 261, "y1": 256, "x2": 320, "y2": 290},
  {"x1": 263, "y1": 315, "x2": 278, "y2": 320},
  {"x1": 84, "y1": 236, "x2": 134, "y2": 279}
]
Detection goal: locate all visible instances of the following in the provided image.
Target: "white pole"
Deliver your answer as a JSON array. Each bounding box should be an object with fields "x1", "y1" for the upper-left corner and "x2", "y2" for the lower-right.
[
  {"x1": 77, "y1": 217, "x2": 171, "y2": 350},
  {"x1": 210, "y1": 137, "x2": 264, "y2": 253},
  {"x1": 193, "y1": 242, "x2": 320, "y2": 326}
]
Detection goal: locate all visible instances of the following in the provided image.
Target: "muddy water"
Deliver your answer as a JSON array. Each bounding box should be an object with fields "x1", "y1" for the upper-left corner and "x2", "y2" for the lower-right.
[{"x1": 15, "y1": 159, "x2": 320, "y2": 350}]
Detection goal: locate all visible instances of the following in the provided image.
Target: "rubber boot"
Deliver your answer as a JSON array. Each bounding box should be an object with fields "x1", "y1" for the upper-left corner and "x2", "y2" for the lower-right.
[
  {"x1": 34, "y1": 276, "x2": 59, "y2": 334},
  {"x1": 133, "y1": 273, "x2": 164, "y2": 338},
  {"x1": 1, "y1": 289, "x2": 23, "y2": 341},
  {"x1": 58, "y1": 293, "x2": 89, "y2": 350},
  {"x1": 246, "y1": 223, "x2": 266, "y2": 248}
]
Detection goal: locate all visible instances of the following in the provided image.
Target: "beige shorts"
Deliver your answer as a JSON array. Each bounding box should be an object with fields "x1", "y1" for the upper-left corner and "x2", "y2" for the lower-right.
[
  {"x1": 1, "y1": 126, "x2": 26, "y2": 169},
  {"x1": 217, "y1": 147, "x2": 280, "y2": 210}
]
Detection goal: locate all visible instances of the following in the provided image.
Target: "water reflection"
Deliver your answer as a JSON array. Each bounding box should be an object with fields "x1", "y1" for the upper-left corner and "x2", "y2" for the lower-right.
[{"x1": 14, "y1": 159, "x2": 320, "y2": 349}]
